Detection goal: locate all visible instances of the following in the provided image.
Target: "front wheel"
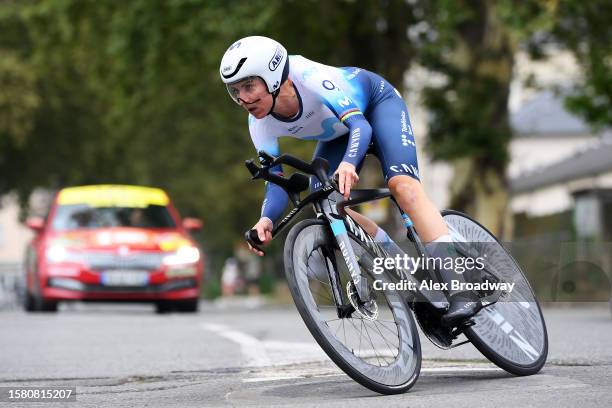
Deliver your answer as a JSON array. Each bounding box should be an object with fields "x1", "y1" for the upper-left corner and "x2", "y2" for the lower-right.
[
  {"x1": 284, "y1": 219, "x2": 421, "y2": 394},
  {"x1": 442, "y1": 210, "x2": 548, "y2": 376}
]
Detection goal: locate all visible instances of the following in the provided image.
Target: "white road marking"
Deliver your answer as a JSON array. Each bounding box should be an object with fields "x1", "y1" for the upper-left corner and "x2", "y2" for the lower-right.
[
  {"x1": 422, "y1": 366, "x2": 502, "y2": 372},
  {"x1": 243, "y1": 366, "x2": 504, "y2": 383},
  {"x1": 202, "y1": 323, "x2": 505, "y2": 385},
  {"x1": 243, "y1": 373, "x2": 342, "y2": 383},
  {"x1": 201, "y1": 323, "x2": 271, "y2": 367}
]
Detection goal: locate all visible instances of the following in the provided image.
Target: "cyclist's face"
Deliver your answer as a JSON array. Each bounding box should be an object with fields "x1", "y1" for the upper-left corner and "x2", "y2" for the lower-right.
[{"x1": 227, "y1": 77, "x2": 272, "y2": 118}]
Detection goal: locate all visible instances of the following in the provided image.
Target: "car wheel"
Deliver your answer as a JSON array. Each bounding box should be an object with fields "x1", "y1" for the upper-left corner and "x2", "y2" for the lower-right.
[
  {"x1": 175, "y1": 299, "x2": 199, "y2": 313},
  {"x1": 24, "y1": 292, "x2": 58, "y2": 313},
  {"x1": 24, "y1": 292, "x2": 38, "y2": 312},
  {"x1": 40, "y1": 299, "x2": 58, "y2": 312},
  {"x1": 155, "y1": 301, "x2": 173, "y2": 314}
]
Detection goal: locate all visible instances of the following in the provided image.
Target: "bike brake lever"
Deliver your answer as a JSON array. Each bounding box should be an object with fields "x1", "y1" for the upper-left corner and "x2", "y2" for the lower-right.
[{"x1": 245, "y1": 229, "x2": 265, "y2": 255}]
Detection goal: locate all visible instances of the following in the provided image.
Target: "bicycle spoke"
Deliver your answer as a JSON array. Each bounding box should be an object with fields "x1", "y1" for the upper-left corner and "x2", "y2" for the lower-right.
[
  {"x1": 358, "y1": 319, "x2": 363, "y2": 357},
  {"x1": 375, "y1": 319, "x2": 401, "y2": 336},
  {"x1": 372, "y1": 320, "x2": 399, "y2": 358},
  {"x1": 361, "y1": 318, "x2": 386, "y2": 366},
  {"x1": 332, "y1": 319, "x2": 343, "y2": 339}
]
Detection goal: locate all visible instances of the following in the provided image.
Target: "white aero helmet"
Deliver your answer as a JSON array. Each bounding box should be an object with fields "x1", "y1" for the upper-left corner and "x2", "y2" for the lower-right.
[{"x1": 220, "y1": 36, "x2": 290, "y2": 104}]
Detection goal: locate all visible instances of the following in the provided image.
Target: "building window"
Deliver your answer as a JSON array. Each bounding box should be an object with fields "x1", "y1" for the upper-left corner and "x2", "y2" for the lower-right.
[{"x1": 574, "y1": 193, "x2": 602, "y2": 240}]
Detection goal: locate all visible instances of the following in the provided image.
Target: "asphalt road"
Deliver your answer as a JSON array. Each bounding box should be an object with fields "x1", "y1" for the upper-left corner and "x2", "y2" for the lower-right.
[{"x1": 1, "y1": 301, "x2": 611, "y2": 407}]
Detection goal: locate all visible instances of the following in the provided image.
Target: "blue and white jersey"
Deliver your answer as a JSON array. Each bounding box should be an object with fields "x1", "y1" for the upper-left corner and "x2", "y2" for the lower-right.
[
  {"x1": 249, "y1": 55, "x2": 415, "y2": 224},
  {"x1": 249, "y1": 55, "x2": 395, "y2": 166}
]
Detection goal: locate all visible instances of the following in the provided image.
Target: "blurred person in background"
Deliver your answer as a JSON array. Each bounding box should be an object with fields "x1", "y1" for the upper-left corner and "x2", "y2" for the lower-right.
[
  {"x1": 221, "y1": 257, "x2": 240, "y2": 297},
  {"x1": 236, "y1": 242, "x2": 261, "y2": 295}
]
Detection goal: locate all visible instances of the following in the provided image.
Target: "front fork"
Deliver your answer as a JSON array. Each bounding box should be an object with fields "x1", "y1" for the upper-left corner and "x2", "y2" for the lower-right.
[
  {"x1": 329, "y1": 216, "x2": 372, "y2": 302},
  {"x1": 318, "y1": 196, "x2": 371, "y2": 304}
]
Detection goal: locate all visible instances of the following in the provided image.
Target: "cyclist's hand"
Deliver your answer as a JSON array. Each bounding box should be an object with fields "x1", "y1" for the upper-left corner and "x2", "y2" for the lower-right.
[
  {"x1": 249, "y1": 217, "x2": 273, "y2": 256},
  {"x1": 335, "y1": 161, "x2": 359, "y2": 199}
]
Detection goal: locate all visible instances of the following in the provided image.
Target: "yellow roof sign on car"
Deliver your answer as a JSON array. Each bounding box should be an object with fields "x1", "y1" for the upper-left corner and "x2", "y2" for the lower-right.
[{"x1": 57, "y1": 185, "x2": 169, "y2": 208}]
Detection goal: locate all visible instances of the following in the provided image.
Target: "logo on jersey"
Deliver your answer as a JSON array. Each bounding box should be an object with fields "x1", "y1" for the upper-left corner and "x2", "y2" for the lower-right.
[
  {"x1": 400, "y1": 111, "x2": 413, "y2": 136},
  {"x1": 288, "y1": 125, "x2": 304, "y2": 134},
  {"x1": 269, "y1": 46, "x2": 284, "y2": 71},
  {"x1": 346, "y1": 68, "x2": 362, "y2": 80},
  {"x1": 348, "y1": 128, "x2": 361, "y2": 158},
  {"x1": 338, "y1": 96, "x2": 352, "y2": 108},
  {"x1": 390, "y1": 163, "x2": 420, "y2": 178},
  {"x1": 401, "y1": 135, "x2": 416, "y2": 147},
  {"x1": 322, "y1": 80, "x2": 335, "y2": 90}
]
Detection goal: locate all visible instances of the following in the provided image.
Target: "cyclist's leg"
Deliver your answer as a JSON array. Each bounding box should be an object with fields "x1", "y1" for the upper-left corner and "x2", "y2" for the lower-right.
[
  {"x1": 310, "y1": 137, "x2": 379, "y2": 237},
  {"x1": 367, "y1": 85, "x2": 481, "y2": 324},
  {"x1": 365, "y1": 89, "x2": 447, "y2": 242}
]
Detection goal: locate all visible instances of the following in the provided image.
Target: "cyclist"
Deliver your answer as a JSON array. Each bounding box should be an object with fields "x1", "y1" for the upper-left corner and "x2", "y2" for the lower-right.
[{"x1": 219, "y1": 36, "x2": 481, "y2": 326}]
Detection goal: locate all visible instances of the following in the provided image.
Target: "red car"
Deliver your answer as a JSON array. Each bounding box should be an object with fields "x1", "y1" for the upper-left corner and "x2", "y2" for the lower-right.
[{"x1": 23, "y1": 184, "x2": 204, "y2": 313}]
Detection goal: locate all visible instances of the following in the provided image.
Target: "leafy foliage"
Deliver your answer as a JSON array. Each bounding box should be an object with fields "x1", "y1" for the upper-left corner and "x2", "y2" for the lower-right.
[
  {"x1": 0, "y1": 0, "x2": 417, "y2": 270},
  {"x1": 552, "y1": 1, "x2": 612, "y2": 129}
]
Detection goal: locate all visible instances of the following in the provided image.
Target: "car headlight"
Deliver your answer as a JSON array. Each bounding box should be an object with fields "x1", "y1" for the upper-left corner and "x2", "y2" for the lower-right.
[
  {"x1": 165, "y1": 266, "x2": 197, "y2": 278},
  {"x1": 163, "y1": 246, "x2": 200, "y2": 266},
  {"x1": 46, "y1": 245, "x2": 68, "y2": 263}
]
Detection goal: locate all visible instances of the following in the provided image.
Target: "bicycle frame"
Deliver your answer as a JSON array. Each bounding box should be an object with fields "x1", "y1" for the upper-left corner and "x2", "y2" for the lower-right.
[{"x1": 245, "y1": 151, "x2": 451, "y2": 313}]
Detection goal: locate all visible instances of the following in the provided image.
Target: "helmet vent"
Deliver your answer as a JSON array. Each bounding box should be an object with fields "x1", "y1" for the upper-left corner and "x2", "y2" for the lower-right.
[{"x1": 221, "y1": 57, "x2": 248, "y2": 80}]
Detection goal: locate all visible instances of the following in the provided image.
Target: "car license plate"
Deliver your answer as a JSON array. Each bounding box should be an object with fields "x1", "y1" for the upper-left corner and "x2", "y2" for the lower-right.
[{"x1": 101, "y1": 270, "x2": 149, "y2": 286}]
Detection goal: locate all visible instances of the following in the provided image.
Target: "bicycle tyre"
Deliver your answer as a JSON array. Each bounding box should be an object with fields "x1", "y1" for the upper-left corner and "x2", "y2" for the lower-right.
[
  {"x1": 442, "y1": 210, "x2": 548, "y2": 376},
  {"x1": 284, "y1": 218, "x2": 421, "y2": 394}
]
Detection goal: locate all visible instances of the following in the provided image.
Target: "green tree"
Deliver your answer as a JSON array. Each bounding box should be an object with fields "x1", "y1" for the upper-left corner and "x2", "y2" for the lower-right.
[
  {"x1": 419, "y1": 0, "x2": 555, "y2": 236},
  {"x1": 552, "y1": 1, "x2": 612, "y2": 129},
  {"x1": 0, "y1": 0, "x2": 420, "y2": 270}
]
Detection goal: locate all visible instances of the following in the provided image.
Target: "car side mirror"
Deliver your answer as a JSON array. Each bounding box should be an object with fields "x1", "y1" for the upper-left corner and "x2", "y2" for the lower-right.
[
  {"x1": 26, "y1": 217, "x2": 45, "y2": 233},
  {"x1": 182, "y1": 217, "x2": 203, "y2": 231}
]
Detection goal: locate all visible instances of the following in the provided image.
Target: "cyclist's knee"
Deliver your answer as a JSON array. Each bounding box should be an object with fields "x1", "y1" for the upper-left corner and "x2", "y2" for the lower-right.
[{"x1": 388, "y1": 175, "x2": 423, "y2": 212}]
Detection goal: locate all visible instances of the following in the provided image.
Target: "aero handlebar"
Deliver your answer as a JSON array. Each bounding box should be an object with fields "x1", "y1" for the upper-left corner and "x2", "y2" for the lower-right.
[{"x1": 244, "y1": 151, "x2": 334, "y2": 254}]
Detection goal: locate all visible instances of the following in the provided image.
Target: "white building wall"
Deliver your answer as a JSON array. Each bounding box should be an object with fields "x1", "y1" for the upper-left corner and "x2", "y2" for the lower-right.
[
  {"x1": 511, "y1": 170, "x2": 612, "y2": 217},
  {"x1": 0, "y1": 195, "x2": 32, "y2": 264},
  {"x1": 403, "y1": 49, "x2": 586, "y2": 213},
  {"x1": 508, "y1": 136, "x2": 599, "y2": 179}
]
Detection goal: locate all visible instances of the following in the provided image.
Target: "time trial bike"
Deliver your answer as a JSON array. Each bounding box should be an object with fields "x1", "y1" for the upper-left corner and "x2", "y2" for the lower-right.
[{"x1": 244, "y1": 151, "x2": 548, "y2": 395}]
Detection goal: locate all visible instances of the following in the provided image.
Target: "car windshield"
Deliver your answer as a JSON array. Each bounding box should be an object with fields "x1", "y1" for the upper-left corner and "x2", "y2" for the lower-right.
[{"x1": 51, "y1": 204, "x2": 176, "y2": 231}]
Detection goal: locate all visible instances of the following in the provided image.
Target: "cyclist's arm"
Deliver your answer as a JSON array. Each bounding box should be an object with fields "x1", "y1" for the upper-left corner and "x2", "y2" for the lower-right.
[
  {"x1": 261, "y1": 175, "x2": 289, "y2": 224},
  {"x1": 250, "y1": 121, "x2": 289, "y2": 225},
  {"x1": 300, "y1": 70, "x2": 372, "y2": 167},
  {"x1": 337, "y1": 113, "x2": 372, "y2": 168}
]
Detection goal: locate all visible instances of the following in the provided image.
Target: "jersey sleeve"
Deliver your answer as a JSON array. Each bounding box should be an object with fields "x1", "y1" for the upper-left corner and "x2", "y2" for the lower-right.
[
  {"x1": 298, "y1": 66, "x2": 373, "y2": 167},
  {"x1": 249, "y1": 116, "x2": 289, "y2": 224}
]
